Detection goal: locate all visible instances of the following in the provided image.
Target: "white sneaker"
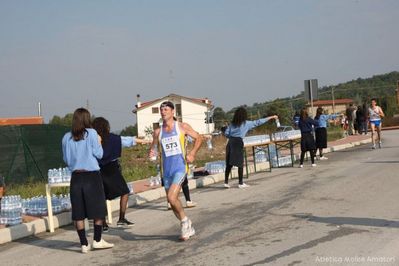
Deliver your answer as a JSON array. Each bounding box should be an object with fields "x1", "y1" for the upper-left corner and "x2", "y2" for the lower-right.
[
  {"x1": 81, "y1": 244, "x2": 91, "y2": 254},
  {"x1": 378, "y1": 141, "x2": 382, "y2": 148},
  {"x1": 167, "y1": 202, "x2": 172, "y2": 210},
  {"x1": 186, "y1": 201, "x2": 197, "y2": 208},
  {"x1": 299, "y1": 164, "x2": 303, "y2": 168},
  {"x1": 92, "y1": 239, "x2": 114, "y2": 249},
  {"x1": 223, "y1": 183, "x2": 230, "y2": 188},
  {"x1": 238, "y1": 183, "x2": 250, "y2": 189},
  {"x1": 319, "y1": 156, "x2": 328, "y2": 160},
  {"x1": 180, "y1": 219, "x2": 195, "y2": 241},
  {"x1": 311, "y1": 164, "x2": 317, "y2": 167},
  {"x1": 372, "y1": 144, "x2": 376, "y2": 149}
]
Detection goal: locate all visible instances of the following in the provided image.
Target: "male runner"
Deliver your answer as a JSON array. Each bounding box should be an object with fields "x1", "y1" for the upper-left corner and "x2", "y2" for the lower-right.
[
  {"x1": 149, "y1": 101, "x2": 203, "y2": 240},
  {"x1": 368, "y1": 98, "x2": 385, "y2": 149}
]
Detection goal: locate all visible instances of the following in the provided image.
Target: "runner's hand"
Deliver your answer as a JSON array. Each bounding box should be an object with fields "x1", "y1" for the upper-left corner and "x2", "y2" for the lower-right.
[{"x1": 186, "y1": 153, "x2": 195, "y2": 163}]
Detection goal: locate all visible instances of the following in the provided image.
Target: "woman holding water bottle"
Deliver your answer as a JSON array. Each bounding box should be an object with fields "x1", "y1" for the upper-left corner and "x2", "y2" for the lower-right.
[
  {"x1": 314, "y1": 107, "x2": 339, "y2": 160},
  {"x1": 92, "y1": 117, "x2": 150, "y2": 231},
  {"x1": 223, "y1": 107, "x2": 278, "y2": 188}
]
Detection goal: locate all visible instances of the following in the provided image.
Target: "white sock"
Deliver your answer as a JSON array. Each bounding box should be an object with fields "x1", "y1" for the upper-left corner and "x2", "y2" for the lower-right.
[{"x1": 181, "y1": 216, "x2": 188, "y2": 223}]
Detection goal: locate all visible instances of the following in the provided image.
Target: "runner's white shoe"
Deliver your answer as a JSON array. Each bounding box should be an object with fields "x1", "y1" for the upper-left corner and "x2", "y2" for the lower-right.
[
  {"x1": 223, "y1": 183, "x2": 230, "y2": 188},
  {"x1": 311, "y1": 164, "x2": 317, "y2": 167},
  {"x1": 180, "y1": 219, "x2": 195, "y2": 241},
  {"x1": 319, "y1": 156, "x2": 328, "y2": 160},
  {"x1": 299, "y1": 164, "x2": 303, "y2": 168}
]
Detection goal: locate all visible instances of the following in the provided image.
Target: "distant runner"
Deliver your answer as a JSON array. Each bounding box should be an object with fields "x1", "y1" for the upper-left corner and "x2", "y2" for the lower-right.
[{"x1": 368, "y1": 98, "x2": 385, "y2": 149}]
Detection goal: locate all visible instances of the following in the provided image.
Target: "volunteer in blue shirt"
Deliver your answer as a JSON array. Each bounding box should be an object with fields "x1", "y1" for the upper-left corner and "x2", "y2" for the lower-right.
[
  {"x1": 298, "y1": 108, "x2": 318, "y2": 168},
  {"x1": 223, "y1": 107, "x2": 278, "y2": 188},
  {"x1": 62, "y1": 108, "x2": 113, "y2": 253},
  {"x1": 314, "y1": 107, "x2": 339, "y2": 160}
]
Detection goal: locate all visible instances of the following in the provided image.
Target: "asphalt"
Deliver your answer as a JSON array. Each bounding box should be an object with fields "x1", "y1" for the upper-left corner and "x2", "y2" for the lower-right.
[{"x1": 0, "y1": 133, "x2": 372, "y2": 246}]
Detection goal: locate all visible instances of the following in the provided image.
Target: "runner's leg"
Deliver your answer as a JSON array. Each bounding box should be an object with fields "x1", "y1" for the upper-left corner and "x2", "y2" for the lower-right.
[{"x1": 167, "y1": 184, "x2": 186, "y2": 220}]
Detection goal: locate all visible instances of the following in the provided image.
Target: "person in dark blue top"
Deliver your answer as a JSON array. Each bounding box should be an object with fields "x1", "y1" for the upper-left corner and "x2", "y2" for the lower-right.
[
  {"x1": 298, "y1": 108, "x2": 318, "y2": 168},
  {"x1": 224, "y1": 107, "x2": 278, "y2": 188},
  {"x1": 293, "y1": 111, "x2": 300, "y2": 129},
  {"x1": 92, "y1": 117, "x2": 149, "y2": 231}
]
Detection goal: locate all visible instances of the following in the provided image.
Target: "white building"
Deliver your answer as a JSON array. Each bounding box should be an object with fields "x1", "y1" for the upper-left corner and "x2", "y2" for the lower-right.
[{"x1": 133, "y1": 94, "x2": 215, "y2": 138}]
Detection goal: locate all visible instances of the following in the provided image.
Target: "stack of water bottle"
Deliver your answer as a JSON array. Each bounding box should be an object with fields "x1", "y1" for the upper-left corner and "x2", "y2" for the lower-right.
[
  {"x1": 205, "y1": 161, "x2": 226, "y2": 175},
  {"x1": 0, "y1": 195, "x2": 23, "y2": 226},
  {"x1": 22, "y1": 194, "x2": 71, "y2": 217},
  {"x1": 243, "y1": 134, "x2": 271, "y2": 146},
  {"x1": 271, "y1": 155, "x2": 295, "y2": 167},
  {"x1": 149, "y1": 164, "x2": 161, "y2": 187},
  {"x1": 48, "y1": 167, "x2": 72, "y2": 184},
  {"x1": 254, "y1": 148, "x2": 268, "y2": 163},
  {"x1": 272, "y1": 130, "x2": 301, "y2": 141}
]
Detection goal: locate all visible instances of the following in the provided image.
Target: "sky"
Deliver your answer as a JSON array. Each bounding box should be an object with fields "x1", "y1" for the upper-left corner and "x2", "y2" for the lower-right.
[{"x1": 1, "y1": 0, "x2": 399, "y2": 130}]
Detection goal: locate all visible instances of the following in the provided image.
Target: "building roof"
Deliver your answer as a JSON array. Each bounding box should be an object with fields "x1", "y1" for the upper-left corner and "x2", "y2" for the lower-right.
[
  {"x1": 133, "y1": 93, "x2": 212, "y2": 113},
  {"x1": 0, "y1": 116, "x2": 44, "y2": 126},
  {"x1": 306, "y1": 99, "x2": 353, "y2": 106}
]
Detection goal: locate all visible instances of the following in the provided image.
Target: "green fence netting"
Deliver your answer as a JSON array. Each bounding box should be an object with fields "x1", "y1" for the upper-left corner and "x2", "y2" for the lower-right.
[{"x1": 0, "y1": 125, "x2": 69, "y2": 185}]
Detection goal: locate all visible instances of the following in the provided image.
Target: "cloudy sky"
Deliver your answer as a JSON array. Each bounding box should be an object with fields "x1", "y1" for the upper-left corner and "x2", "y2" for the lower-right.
[{"x1": 1, "y1": 0, "x2": 398, "y2": 130}]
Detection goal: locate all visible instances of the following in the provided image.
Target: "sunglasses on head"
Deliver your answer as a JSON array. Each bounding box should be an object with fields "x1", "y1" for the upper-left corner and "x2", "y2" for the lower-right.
[{"x1": 160, "y1": 101, "x2": 174, "y2": 109}]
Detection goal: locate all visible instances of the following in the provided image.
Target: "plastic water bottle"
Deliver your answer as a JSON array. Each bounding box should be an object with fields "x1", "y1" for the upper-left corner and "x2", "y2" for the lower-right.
[
  {"x1": 150, "y1": 144, "x2": 158, "y2": 161},
  {"x1": 207, "y1": 139, "x2": 213, "y2": 150},
  {"x1": 127, "y1": 183, "x2": 134, "y2": 194},
  {"x1": 155, "y1": 164, "x2": 161, "y2": 186},
  {"x1": 276, "y1": 119, "x2": 281, "y2": 128},
  {"x1": 149, "y1": 176, "x2": 155, "y2": 187}
]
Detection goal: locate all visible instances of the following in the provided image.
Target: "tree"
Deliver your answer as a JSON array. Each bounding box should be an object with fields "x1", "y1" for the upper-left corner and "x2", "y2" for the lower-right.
[
  {"x1": 212, "y1": 107, "x2": 227, "y2": 129},
  {"x1": 49, "y1": 113, "x2": 74, "y2": 127},
  {"x1": 120, "y1": 124, "x2": 137, "y2": 136}
]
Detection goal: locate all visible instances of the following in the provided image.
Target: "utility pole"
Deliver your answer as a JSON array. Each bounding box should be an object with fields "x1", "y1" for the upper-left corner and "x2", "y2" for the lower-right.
[
  {"x1": 332, "y1": 87, "x2": 335, "y2": 114},
  {"x1": 38, "y1": 102, "x2": 41, "y2": 116}
]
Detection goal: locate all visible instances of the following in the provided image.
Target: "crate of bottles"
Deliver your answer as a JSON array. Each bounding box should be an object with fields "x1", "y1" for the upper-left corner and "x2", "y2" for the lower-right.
[
  {"x1": 271, "y1": 155, "x2": 295, "y2": 167},
  {"x1": 48, "y1": 168, "x2": 72, "y2": 184},
  {"x1": 22, "y1": 194, "x2": 71, "y2": 217},
  {"x1": 272, "y1": 130, "x2": 301, "y2": 141},
  {"x1": 243, "y1": 135, "x2": 271, "y2": 146},
  {"x1": 0, "y1": 195, "x2": 22, "y2": 226},
  {"x1": 205, "y1": 161, "x2": 226, "y2": 174}
]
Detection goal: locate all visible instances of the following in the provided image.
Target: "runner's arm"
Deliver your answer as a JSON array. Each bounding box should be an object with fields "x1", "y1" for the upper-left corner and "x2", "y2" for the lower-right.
[
  {"x1": 181, "y1": 123, "x2": 203, "y2": 163},
  {"x1": 149, "y1": 128, "x2": 160, "y2": 157},
  {"x1": 379, "y1": 107, "x2": 385, "y2": 118}
]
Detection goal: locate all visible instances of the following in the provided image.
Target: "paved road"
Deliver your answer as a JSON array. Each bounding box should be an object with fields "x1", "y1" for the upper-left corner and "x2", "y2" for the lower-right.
[{"x1": 1, "y1": 130, "x2": 398, "y2": 266}]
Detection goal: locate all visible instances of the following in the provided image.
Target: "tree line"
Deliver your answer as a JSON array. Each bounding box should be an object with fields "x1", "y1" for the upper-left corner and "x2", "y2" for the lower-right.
[{"x1": 49, "y1": 71, "x2": 399, "y2": 132}]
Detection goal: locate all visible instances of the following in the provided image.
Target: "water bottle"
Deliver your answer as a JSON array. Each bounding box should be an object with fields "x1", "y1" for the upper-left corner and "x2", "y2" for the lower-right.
[
  {"x1": 127, "y1": 183, "x2": 134, "y2": 195},
  {"x1": 207, "y1": 139, "x2": 213, "y2": 150},
  {"x1": 155, "y1": 164, "x2": 161, "y2": 186},
  {"x1": 276, "y1": 119, "x2": 281, "y2": 128},
  {"x1": 150, "y1": 144, "x2": 158, "y2": 161}
]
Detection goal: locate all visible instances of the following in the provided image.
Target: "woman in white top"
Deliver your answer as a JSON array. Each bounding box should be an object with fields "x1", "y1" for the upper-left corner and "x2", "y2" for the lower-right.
[{"x1": 368, "y1": 98, "x2": 385, "y2": 149}]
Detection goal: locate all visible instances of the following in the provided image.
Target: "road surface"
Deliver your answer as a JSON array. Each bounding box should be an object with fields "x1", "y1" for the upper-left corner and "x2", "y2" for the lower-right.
[{"x1": 1, "y1": 130, "x2": 398, "y2": 265}]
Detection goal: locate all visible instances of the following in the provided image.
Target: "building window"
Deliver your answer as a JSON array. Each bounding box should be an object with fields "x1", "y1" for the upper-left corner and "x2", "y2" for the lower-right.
[
  {"x1": 153, "y1": 123, "x2": 160, "y2": 130},
  {"x1": 152, "y1": 107, "x2": 159, "y2": 114},
  {"x1": 175, "y1": 104, "x2": 182, "y2": 117}
]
